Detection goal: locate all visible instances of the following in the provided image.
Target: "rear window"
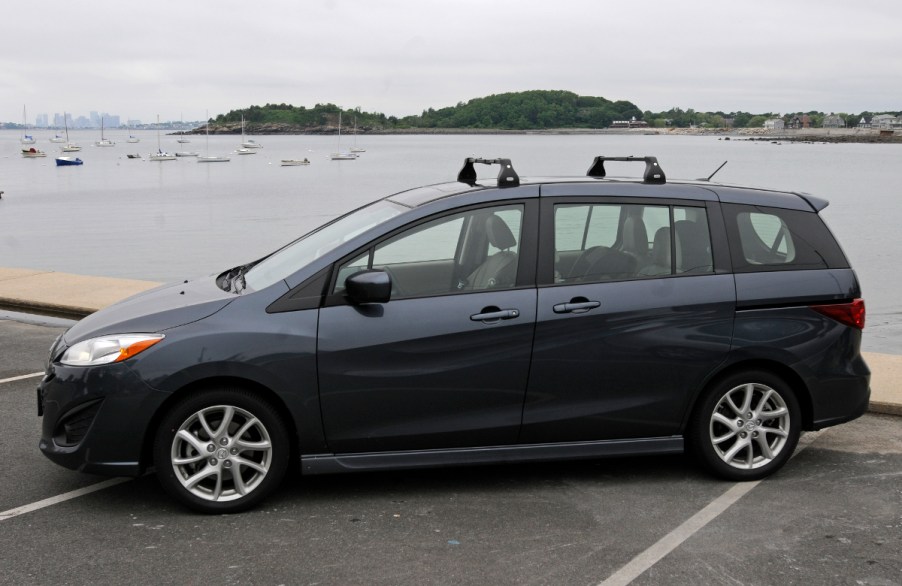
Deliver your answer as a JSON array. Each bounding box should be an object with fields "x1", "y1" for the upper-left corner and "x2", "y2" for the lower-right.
[{"x1": 723, "y1": 204, "x2": 848, "y2": 272}]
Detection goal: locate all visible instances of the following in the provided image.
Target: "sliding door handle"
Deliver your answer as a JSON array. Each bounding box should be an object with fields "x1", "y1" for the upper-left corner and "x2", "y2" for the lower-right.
[{"x1": 552, "y1": 300, "x2": 601, "y2": 314}]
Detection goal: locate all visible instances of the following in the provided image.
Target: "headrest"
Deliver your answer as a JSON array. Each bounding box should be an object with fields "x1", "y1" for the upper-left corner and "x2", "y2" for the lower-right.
[{"x1": 486, "y1": 215, "x2": 517, "y2": 250}]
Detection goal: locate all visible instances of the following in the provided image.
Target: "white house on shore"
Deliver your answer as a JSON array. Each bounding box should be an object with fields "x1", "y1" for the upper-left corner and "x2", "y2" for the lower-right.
[
  {"x1": 764, "y1": 118, "x2": 785, "y2": 130},
  {"x1": 870, "y1": 114, "x2": 902, "y2": 129}
]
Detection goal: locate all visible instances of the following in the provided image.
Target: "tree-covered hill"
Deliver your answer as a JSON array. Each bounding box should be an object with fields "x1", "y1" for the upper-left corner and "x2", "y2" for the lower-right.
[
  {"x1": 409, "y1": 90, "x2": 642, "y2": 129},
  {"x1": 211, "y1": 90, "x2": 643, "y2": 132},
  {"x1": 201, "y1": 90, "x2": 895, "y2": 133}
]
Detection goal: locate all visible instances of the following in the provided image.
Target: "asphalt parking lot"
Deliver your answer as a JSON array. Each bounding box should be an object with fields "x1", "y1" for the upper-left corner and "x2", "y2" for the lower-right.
[{"x1": 1, "y1": 317, "x2": 900, "y2": 586}]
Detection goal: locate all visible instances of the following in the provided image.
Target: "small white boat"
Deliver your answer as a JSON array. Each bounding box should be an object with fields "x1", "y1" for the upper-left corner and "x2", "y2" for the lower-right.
[
  {"x1": 22, "y1": 147, "x2": 47, "y2": 158},
  {"x1": 50, "y1": 134, "x2": 65, "y2": 143},
  {"x1": 197, "y1": 111, "x2": 230, "y2": 163},
  {"x1": 126, "y1": 120, "x2": 140, "y2": 143},
  {"x1": 349, "y1": 117, "x2": 365, "y2": 153},
  {"x1": 149, "y1": 115, "x2": 175, "y2": 160},
  {"x1": 149, "y1": 150, "x2": 176, "y2": 161},
  {"x1": 239, "y1": 115, "x2": 262, "y2": 149},
  {"x1": 94, "y1": 117, "x2": 115, "y2": 146},
  {"x1": 235, "y1": 148, "x2": 256, "y2": 155},
  {"x1": 21, "y1": 105, "x2": 36, "y2": 144},
  {"x1": 330, "y1": 112, "x2": 357, "y2": 160},
  {"x1": 281, "y1": 158, "x2": 311, "y2": 166},
  {"x1": 176, "y1": 138, "x2": 191, "y2": 143},
  {"x1": 175, "y1": 151, "x2": 199, "y2": 157},
  {"x1": 60, "y1": 112, "x2": 80, "y2": 151}
]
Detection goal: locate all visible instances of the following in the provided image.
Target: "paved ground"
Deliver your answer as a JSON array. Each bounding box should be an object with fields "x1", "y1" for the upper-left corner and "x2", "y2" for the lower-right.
[{"x1": 2, "y1": 318, "x2": 900, "y2": 585}]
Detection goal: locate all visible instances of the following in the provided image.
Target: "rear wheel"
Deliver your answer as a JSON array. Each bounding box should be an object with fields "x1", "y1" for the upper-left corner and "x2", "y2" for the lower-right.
[
  {"x1": 153, "y1": 388, "x2": 289, "y2": 513},
  {"x1": 689, "y1": 371, "x2": 801, "y2": 481}
]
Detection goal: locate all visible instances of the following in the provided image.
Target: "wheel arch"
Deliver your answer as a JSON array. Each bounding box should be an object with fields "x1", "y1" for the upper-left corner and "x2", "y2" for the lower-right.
[
  {"x1": 687, "y1": 359, "x2": 814, "y2": 432},
  {"x1": 140, "y1": 375, "x2": 300, "y2": 472}
]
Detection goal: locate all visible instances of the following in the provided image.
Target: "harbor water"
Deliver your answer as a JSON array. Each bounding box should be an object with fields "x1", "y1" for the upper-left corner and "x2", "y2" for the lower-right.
[{"x1": 0, "y1": 129, "x2": 899, "y2": 352}]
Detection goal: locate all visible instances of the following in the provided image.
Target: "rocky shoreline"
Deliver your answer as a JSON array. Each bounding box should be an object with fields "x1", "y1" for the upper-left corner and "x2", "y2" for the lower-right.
[{"x1": 177, "y1": 123, "x2": 902, "y2": 143}]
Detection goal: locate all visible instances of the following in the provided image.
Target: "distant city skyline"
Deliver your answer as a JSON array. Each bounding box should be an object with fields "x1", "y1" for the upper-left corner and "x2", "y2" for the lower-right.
[{"x1": 18, "y1": 111, "x2": 202, "y2": 130}]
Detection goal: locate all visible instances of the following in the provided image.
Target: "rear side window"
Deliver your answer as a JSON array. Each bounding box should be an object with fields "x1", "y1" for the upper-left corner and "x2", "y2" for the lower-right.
[
  {"x1": 723, "y1": 204, "x2": 849, "y2": 272},
  {"x1": 553, "y1": 203, "x2": 713, "y2": 283}
]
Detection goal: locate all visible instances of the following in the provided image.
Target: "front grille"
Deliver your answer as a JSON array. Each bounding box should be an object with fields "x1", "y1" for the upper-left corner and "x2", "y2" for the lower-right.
[{"x1": 53, "y1": 399, "x2": 103, "y2": 447}]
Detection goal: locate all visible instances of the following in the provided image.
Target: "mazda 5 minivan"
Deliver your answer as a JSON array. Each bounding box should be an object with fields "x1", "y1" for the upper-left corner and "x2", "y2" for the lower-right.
[{"x1": 39, "y1": 156, "x2": 870, "y2": 513}]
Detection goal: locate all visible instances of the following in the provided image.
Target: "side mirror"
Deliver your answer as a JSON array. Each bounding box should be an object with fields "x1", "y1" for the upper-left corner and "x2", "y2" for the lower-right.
[{"x1": 345, "y1": 270, "x2": 391, "y2": 304}]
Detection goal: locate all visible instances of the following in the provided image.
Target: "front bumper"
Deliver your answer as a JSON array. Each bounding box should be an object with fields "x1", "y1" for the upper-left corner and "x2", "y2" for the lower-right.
[{"x1": 38, "y1": 361, "x2": 169, "y2": 476}]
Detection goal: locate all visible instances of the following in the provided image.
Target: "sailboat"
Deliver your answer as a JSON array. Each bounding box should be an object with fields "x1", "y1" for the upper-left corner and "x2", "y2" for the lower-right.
[
  {"x1": 149, "y1": 115, "x2": 176, "y2": 161},
  {"x1": 127, "y1": 119, "x2": 140, "y2": 143},
  {"x1": 330, "y1": 111, "x2": 357, "y2": 160},
  {"x1": 60, "y1": 112, "x2": 81, "y2": 152},
  {"x1": 50, "y1": 133, "x2": 65, "y2": 143},
  {"x1": 349, "y1": 117, "x2": 365, "y2": 153},
  {"x1": 21, "y1": 105, "x2": 36, "y2": 145},
  {"x1": 198, "y1": 112, "x2": 230, "y2": 163},
  {"x1": 236, "y1": 114, "x2": 257, "y2": 154},
  {"x1": 94, "y1": 117, "x2": 115, "y2": 147},
  {"x1": 176, "y1": 113, "x2": 191, "y2": 143}
]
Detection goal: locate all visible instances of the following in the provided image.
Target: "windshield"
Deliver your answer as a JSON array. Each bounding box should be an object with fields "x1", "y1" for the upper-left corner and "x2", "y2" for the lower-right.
[{"x1": 243, "y1": 200, "x2": 406, "y2": 291}]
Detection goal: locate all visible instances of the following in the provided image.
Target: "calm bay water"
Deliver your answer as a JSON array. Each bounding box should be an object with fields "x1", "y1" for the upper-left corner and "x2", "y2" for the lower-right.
[{"x1": 1, "y1": 129, "x2": 899, "y2": 352}]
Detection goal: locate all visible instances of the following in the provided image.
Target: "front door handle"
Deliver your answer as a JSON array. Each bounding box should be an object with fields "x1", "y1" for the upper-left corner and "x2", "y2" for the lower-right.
[
  {"x1": 470, "y1": 308, "x2": 520, "y2": 322},
  {"x1": 553, "y1": 300, "x2": 601, "y2": 314}
]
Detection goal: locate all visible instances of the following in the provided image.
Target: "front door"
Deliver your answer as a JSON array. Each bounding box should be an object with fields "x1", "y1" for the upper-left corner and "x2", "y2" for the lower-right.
[{"x1": 317, "y1": 203, "x2": 537, "y2": 453}]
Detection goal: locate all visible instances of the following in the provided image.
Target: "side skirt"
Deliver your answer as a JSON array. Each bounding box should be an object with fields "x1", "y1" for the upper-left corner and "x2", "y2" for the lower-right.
[{"x1": 301, "y1": 436, "x2": 683, "y2": 475}]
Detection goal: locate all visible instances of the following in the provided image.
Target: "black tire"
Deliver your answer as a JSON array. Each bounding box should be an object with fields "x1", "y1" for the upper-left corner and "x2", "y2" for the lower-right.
[
  {"x1": 688, "y1": 370, "x2": 801, "y2": 481},
  {"x1": 153, "y1": 387, "x2": 290, "y2": 514}
]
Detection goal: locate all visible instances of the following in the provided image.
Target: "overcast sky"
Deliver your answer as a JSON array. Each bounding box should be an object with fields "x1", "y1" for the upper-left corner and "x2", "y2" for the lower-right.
[{"x1": 4, "y1": 0, "x2": 900, "y2": 125}]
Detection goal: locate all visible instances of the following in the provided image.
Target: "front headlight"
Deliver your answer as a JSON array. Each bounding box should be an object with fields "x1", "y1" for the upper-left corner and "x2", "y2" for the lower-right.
[{"x1": 60, "y1": 334, "x2": 165, "y2": 366}]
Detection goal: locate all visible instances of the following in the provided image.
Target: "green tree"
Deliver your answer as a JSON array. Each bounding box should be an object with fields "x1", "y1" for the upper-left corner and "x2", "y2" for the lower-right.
[{"x1": 745, "y1": 115, "x2": 768, "y2": 128}]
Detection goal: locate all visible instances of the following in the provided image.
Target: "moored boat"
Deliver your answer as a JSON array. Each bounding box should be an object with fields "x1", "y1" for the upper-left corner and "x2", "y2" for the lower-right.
[
  {"x1": 330, "y1": 112, "x2": 357, "y2": 160},
  {"x1": 281, "y1": 158, "x2": 311, "y2": 166},
  {"x1": 22, "y1": 147, "x2": 47, "y2": 158},
  {"x1": 94, "y1": 117, "x2": 115, "y2": 147},
  {"x1": 149, "y1": 115, "x2": 176, "y2": 160},
  {"x1": 55, "y1": 156, "x2": 83, "y2": 166},
  {"x1": 197, "y1": 111, "x2": 230, "y2": 163}
]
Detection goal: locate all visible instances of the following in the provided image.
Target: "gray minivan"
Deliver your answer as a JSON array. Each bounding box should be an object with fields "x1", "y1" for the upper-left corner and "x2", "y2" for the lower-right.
[{"x1": 39, "y1": 156, "x2": 870, "y2": 513}]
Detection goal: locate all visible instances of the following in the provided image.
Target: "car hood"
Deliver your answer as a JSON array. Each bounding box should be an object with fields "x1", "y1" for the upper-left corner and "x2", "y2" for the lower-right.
[{"x1": 63, "y1": 274, "x2": 237, "y2": 345}]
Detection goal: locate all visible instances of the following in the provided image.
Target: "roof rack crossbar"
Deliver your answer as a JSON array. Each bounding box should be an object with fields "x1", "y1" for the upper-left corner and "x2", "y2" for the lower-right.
[
  {"x1": 457, "y1": 157, "x2": 520, "y2": 188},
  {"x1": 586, "y1": 156, "x2": 666, "y2": 184}
]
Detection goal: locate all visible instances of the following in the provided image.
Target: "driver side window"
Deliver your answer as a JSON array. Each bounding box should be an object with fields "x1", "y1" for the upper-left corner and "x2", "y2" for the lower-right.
[{"x1": 334, "y1": 205, "x2": 523, "y2": 299}]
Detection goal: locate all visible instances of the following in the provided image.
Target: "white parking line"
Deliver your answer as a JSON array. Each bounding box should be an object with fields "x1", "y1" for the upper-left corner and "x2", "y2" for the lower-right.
[
  {"x1": 0, "y1": 478, "x2": 131, "y2": 522},
  {"x1": 0, "y1": 372, "x2": 43, "y2": 384},
  {"x1": 598, "y1": 431, "x2": 824, "y2": 586}
]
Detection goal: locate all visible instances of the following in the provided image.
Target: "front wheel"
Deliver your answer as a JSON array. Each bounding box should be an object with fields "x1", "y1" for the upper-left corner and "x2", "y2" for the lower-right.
[
  {"x1": 688, "y1": 371, "x2": 801, "y2": 481},
  {"x1": 153, "y1": 388, "x2": 290, "y2": 513}
]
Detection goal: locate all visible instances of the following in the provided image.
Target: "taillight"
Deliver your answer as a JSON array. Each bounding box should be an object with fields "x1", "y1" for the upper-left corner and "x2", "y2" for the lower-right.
[{"x1": 811, "y1": 299, "x2": 865, "y2": 330}]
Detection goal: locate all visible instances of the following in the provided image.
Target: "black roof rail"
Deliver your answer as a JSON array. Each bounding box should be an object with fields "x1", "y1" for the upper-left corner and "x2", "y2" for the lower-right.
[
  {"x1": 587, "y1": 156, "x2": 666, "y2": 184},
  {"x1": 457, "y1": 157, "x2": 520, "y2": 188}
]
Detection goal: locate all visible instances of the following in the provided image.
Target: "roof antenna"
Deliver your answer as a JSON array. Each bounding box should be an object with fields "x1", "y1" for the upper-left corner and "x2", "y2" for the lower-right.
[{"x1": 699, "y1": 160, "x2": 728, "y2": 182}]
